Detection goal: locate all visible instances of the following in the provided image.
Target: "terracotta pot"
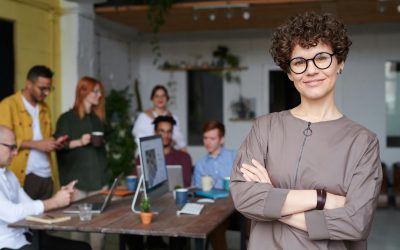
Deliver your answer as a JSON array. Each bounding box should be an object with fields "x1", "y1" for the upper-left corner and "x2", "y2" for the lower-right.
[{"x1": 140, "y1": 212, "x2": 153, "y2": 224}]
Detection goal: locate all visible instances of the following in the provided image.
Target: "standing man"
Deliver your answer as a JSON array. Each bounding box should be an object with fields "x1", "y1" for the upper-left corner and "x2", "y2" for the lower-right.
[
  {"x1": 0, "y1": 125, "x2": 91, "y2": 250},
  {"x1": 153, "y1": 116, "x2": 192, "y2": 187},
  {"x1": 0, "y1": 65, "x2": 67, "y2": 200},
  {"x1": 194, "y1": 120, "x2": 236, "y2": 189}
]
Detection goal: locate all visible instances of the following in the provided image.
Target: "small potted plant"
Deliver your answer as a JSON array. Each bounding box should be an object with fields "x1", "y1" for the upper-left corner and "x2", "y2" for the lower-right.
[{"x1": 140, "y1": 197, "x2": 153, "y2": 224}]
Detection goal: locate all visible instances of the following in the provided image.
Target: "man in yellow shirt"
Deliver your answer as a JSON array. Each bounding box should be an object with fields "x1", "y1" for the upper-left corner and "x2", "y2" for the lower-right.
[{"x1": 0, "y1": 65, "x2": 66, "y2": 200}]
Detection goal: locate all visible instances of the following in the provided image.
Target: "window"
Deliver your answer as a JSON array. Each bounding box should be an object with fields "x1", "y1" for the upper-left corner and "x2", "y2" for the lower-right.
[
  {"x1": 269, "y1": 70, "x2": 300, "y2": 112},
  {"x1": 187, "y1": 71, "x2": 223, "y2": 145},
  {"x1": 0, "y1": 18, "x2": 14, "y2": 101},
  {"x1": 385, "y1": 61, "x2": 400, "y2": 147}
]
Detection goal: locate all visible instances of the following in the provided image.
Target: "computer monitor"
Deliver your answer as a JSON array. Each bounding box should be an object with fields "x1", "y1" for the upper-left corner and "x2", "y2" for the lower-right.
[
  {"x1": 138, "y1": 135, "x2": 168, "y2": 191},
  {"x1": 131, "y1": 135, "x2": 169, "y2": 213}
]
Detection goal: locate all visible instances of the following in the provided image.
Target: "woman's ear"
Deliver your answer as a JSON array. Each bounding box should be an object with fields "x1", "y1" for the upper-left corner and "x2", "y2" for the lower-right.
[
  {"x1": 287, "y1": 72, "x2": 294, "y2": 82},
  {"x1": 337, "y1": 62, "x2": 345, "y2": 74}
]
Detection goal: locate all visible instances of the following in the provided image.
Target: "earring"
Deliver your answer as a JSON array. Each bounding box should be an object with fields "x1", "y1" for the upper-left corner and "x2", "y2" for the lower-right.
[{"x1": 337, "y1": 69, "x2": 343, "y2": 75}]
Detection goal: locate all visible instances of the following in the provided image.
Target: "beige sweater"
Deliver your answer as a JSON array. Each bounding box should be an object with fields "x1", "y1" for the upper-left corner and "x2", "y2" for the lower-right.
[{"x1": 231, "y1": 110, "x2": 382, "y2": 250}]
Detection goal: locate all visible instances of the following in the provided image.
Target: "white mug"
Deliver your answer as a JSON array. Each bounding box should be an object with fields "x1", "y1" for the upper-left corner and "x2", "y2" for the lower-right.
[{"x1": 201, "y1": 176, "x2": 214, "y2": 192}]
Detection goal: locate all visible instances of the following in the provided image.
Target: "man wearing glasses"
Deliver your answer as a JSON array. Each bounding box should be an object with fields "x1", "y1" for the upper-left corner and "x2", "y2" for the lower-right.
[
  {"x1": 0, "y1": 125, "x2": 91, "y2": 250},
  {"x1": 0, "y1": 65, "x2": 67, "y2": 200}
]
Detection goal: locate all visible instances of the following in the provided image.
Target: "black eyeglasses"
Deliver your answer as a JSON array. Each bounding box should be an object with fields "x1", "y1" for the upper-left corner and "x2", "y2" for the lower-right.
[
  {"x1": 288, "y1": 52, "x2": 336, "y2": 74},
  {"x1": 0, "y1": 143, "x2": 17, "y2": 152},
  {"x1": 36, "y1": 85, "x2": 55, "y2": 93}
]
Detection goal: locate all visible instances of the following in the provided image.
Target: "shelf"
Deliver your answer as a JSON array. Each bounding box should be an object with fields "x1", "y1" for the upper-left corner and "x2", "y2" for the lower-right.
[
  {"x1": 159, "y1": 66, "x2": 248, "y2": 72},
  {"x1": 229, "y1": 118, "x2": 255, "y2": 122}
]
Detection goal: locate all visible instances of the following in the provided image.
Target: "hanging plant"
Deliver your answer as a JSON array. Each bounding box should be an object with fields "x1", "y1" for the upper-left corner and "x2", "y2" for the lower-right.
[
  {"x1": 146, "y1": 0, "x2": 174, "y2": 65},
  {"x1": 212, "y1": 45, "x2": 241, "y2": 84}
]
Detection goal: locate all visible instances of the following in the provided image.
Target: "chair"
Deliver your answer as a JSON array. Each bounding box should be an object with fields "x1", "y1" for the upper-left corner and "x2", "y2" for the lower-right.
[{"x1": 377, "y1": 162, "x2": 389, "y2": 208}]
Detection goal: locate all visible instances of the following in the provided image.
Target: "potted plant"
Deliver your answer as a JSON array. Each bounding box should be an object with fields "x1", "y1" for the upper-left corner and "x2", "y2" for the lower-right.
[
  {"x1": 140, "y1": 197, "x2": 153, "y2": 224},
  {"x1": 105, "y1": 87, "x2": 136, "y2": 180}
]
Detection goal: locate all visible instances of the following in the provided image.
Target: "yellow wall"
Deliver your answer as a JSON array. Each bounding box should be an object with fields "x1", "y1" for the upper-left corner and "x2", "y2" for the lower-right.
[{"x1": 0, "y1": 0, "x2": 61, "y2": 120}]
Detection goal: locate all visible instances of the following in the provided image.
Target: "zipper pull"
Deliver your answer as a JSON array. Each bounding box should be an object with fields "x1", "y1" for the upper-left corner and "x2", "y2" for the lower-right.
[{"x1": 303, "y1": 122, "x2": 312, "y2": 137}]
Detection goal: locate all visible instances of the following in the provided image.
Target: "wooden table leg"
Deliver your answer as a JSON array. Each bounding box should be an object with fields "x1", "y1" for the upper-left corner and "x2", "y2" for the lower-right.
[
  {"x1": 31, "y1": 230, "x2": 41, "y2": 250},
  {"x1": 195, "y1": 238, "x2": 206, "y2": 250},
  {"x1": 119, "y1": 234, "x2": 126, "y2": 250}
]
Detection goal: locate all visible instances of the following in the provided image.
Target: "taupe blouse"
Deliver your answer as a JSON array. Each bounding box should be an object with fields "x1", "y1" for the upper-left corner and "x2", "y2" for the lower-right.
[{"x1": 231, "y1": 110, "x2": 382, "y2": 250}]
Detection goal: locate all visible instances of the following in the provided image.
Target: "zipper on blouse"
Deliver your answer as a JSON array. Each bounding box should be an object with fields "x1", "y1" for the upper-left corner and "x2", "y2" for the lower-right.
[{"x1": 293, "y1": 122, "x2": 312, "y2": 188}]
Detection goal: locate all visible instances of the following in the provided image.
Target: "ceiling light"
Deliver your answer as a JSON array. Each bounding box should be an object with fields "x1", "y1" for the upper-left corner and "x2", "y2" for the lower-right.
[
  {"x1": 209, "y1": 13, "x2": 216, "y2": 21},
  {"x1": 243, "y1": 10, "x2": 251, "y2": 20}
]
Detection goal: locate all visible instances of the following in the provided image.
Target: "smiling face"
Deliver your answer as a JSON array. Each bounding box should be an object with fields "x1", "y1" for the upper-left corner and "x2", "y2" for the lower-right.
[
  {"x1": 84, "y1": 84, "x2": 102, "y2": 107},
  {"x1": 287, "y1": 42, "x2": 344, "y2": 102},
  {"x1": 26, "y1": 76, "x2": 53, "y2": 104},
  {"x1": 152, "y1": 89, "x2": 168, "y2": 110}
]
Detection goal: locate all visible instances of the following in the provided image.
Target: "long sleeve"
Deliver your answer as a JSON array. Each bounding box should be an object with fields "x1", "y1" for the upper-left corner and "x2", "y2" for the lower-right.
[
  {"x1": 305, "y1": 136, "x2": 382, "y2": 241},
  {"x1": 171, "y1": 115, "x2": 186, "y2": 149},
  {"x1": 132, "y1": 113, "x2": 153, "y2": 139},
  {"x1": 0, "y1": 172, "x2": 44, "y2": 224},
  {"x1": 230, "y1": 118, "x2": 289, "y2": 221}
]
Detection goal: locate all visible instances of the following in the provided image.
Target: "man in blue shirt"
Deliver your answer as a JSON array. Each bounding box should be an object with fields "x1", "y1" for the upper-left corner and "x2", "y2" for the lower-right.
[
  {"x1": 193, "y1": 120, "x2": 236, "y2": 250},
  {"x1": 194, "y1": 120, "x2": 236, "y2": 190}
]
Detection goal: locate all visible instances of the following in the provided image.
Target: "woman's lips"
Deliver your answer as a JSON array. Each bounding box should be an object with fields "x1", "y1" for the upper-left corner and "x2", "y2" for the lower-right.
[{"x1": 303, "y1": 79, "x2": 324, "y2": 87}]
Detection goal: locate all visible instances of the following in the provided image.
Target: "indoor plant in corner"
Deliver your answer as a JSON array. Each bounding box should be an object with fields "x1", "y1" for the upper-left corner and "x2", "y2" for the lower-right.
[{"x1": 140, "y1": 197, "x2": 153, "y2": 224}]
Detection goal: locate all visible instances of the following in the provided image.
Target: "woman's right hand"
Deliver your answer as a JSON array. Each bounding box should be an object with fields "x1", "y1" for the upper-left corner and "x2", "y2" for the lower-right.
[
  {"x1": 80, "y1": 133, "x2": 91, "y2": 146},
  {"x1": 325, "y1": 192, "x2": 346, "y2": 209}
]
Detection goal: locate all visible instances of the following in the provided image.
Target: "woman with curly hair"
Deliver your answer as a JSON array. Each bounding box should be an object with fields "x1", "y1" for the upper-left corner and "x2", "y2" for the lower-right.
[{"x1": 230, "y1": 12, "x2": 382, "y2": 249}]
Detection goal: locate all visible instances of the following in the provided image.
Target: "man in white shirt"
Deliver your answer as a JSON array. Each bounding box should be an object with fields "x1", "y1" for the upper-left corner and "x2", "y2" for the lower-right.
[{"x1": 0, "y1": 125, "x2": 90, "y2": 250}]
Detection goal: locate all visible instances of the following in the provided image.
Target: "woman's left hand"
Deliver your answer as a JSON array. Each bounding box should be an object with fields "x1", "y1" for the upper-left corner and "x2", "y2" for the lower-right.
[{"x1": 240, "y1": 159, "x2": 272, "y2": 184}]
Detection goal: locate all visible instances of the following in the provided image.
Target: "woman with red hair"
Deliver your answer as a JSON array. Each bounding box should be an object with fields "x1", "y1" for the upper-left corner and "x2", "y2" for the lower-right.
[{"x1": 55, "y1": 76, "x2": 109, "y2": 198}]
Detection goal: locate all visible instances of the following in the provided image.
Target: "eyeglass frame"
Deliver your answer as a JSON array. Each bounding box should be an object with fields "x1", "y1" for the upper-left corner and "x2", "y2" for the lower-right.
[
  {"x1": 288, "y1": 52, "x2": 336, "y2": 74},
  {"x1": 36, "y1": 85, "x2": 55, "y2": 93},
  {"x1": 0, "y1": 142, "x2": 18, "y2": 152}
]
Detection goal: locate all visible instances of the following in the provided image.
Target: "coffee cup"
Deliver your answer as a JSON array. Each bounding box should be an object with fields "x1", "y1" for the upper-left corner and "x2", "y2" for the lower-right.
[
  {"x1": 223, "y1": 177, "x2": 230, "y2": 191},
  {"x1": 91, "y1": 131, "x2": 104, "y2": 147},
  {"x1": 126, "y1": 175, "x2": 138, "y2": 191},
  {"x1": 175, "y1": 188, "x2": 188, "y2": 205},
  {"x1": 201, "y1": 176, "x2": 214, "y2": 192},
  {"x1": 78, "y1": 203, "x2": 93, "y2": 221}
]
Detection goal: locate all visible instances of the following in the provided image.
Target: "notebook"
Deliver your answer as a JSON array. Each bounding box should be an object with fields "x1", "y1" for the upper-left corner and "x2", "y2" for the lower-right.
[
  {"x1": 195, "y1": 189, "x2": 229, "y2": 200},
  {"x1": 63, "y1": 176, "x2": 120, "y2": 214},
  {"x1": 26, "y1": 214, "x2": 71, "y2": 224}
]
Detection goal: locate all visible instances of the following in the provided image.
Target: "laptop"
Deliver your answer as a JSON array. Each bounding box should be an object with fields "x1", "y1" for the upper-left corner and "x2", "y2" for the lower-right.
[
  {"x1": 64, "y1": 176, "x2": 120, "y2": 214},
  {"x1": 136, "y1": 165, "x2": 184, "y2": 191},
  {"x1": 166, "y1": 165, "x2": 184, "y2": 191}
]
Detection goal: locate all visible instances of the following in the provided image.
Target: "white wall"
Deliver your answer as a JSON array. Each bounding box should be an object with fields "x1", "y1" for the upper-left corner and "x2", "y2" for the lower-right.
[
  {"x1": 84, "y1": 16, "x2": 400, "y2": 167},
  {"x1": 133, "y1": 25, "x2": 400, "y2": 165}
]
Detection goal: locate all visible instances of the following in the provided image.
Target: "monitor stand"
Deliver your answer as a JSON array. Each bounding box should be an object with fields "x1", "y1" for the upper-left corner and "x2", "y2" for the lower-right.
[{"x1": 131, "y1": 174, "x2": 147, "y2": 214}]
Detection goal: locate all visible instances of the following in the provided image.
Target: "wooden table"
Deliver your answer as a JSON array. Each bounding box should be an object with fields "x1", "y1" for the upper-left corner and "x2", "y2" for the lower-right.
[{"x1": 10, "y1": 193, "x2": 238, "y2": 250}]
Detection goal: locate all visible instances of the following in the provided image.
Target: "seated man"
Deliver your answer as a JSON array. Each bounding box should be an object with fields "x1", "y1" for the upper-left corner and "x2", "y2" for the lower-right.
[
  {"x1": 153, "y1": 115, "x2": 192, "y2": 187},
  {"x1": 0, "y1": 125, "x2": 91, "y2": 250},
  {"x1": 193, "y1": 120, "x2": 236, "y2": 250},
  {"x1": 194, "y1": 120, "x2": 236, "y2": 189},
  {"x1": 125, "y1": 116, "x2": 193, "y2": 250}
]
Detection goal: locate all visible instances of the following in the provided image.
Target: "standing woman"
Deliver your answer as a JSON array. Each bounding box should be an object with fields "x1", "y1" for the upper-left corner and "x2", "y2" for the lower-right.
[
  {"x1": 55, "y1": 76, "x2": 109, "y2": 197},
  {"x1": 132, "y1": 85, "x2": 186, "y2": 150},
  {"x1": 231, "y1": 12, "x2": 382, "y2": 250}
]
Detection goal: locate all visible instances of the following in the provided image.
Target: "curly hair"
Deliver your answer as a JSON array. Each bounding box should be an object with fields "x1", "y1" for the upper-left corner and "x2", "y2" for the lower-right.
[{"x1": 270, "y1": 12, "x2": 352, "y2": 73}]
